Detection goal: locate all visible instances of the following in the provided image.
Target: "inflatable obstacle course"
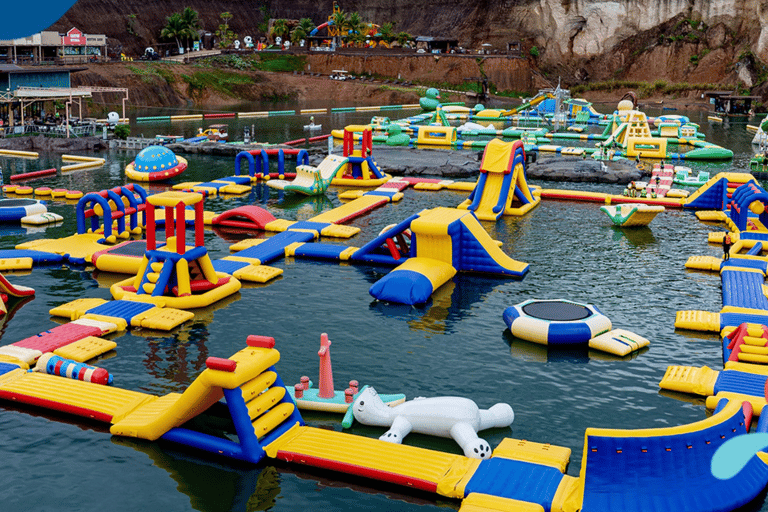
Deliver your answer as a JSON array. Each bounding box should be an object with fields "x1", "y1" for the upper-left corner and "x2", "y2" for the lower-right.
[{"x1": 458, "y1": 139, "x2": 540, "y2": 220}]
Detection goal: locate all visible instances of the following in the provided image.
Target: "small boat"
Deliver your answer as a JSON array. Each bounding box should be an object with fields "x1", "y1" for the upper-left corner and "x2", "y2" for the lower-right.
[{"x1": 201, "y1": 124, "x2": 228, "y2": 142}]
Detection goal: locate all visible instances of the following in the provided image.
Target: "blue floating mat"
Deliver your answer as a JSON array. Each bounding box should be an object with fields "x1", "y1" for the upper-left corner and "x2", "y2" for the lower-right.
[
  {"x1": 721, "y1": 269, "x2": 768, "y2": 309},
  {"x1": 234, "y1": 230, "x2": 316, "y2": 264},
  {"x1": 212, "y1": 259, "x2": 250, "y2": 274},
  {"x1": 465, "y1": 458, "x2": 562, "y2": 509},
  {"x1": 0, "y1": 249, "x2": 65, "y2": 264},
  {"x1": 217, "y1": 176, "x2": 252, "y2": 185},
  {"x1": 86, "y1": 300, "x2": 156, "y2": 322},
  {"x1": 289, "y1": 221, "x2": 331, "y2": 233},
  {"x1": 290, "y1": 243, "x2": 349, "y2": 261}
]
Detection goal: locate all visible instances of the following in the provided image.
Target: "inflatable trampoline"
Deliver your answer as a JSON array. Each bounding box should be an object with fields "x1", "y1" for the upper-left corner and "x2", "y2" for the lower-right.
[
  {"x1": 0, "y1": 198, "x2": 47, "y2": 222},
  {"x1": 503, "y1": 299, "x2": 611, "y2": 346}
]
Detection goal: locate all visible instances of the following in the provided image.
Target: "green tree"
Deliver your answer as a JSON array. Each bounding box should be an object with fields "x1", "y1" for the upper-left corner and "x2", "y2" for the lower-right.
[
  {"x1": 290, "y1": 25, "x2": 307, "y2": 46},
  {"x1": 113, "y1": 124, "x2": 130, "y2": 139},
  {"x1": 379, "y1": 22, "x2": 395, "y2": 43},
  {"x1": 161, "y1": 13, "x2": 187, "y2": 50},
  {"x1": 297, "y1": 18, "x2": 315, "y2": 37},
  {"x1": 216, "y1": 12, "x2": 238, "y2": 48},
  {"x1": 396, "y1": 31, "x2": 412, "y2": 47},
  {"x1": 330, "y1": 10, "x2": 348, "y2": 46},
  {"x1": 271, "y1": 18, "x2": 290, "y2": 45},
  {"x1": 346, "y1": 12, "x2": 363, "y2": 44},
  {"x1": 179, "y1": 7, "x2": 201, "y2": 49}
]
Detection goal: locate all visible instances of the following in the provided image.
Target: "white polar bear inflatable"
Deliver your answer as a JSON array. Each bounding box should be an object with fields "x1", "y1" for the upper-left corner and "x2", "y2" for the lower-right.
[{"x1": 352, "y1": 387, "x2": 514, "y2": 459}]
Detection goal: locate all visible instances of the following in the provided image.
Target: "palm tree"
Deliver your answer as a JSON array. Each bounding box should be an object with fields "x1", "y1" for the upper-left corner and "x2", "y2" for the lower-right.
[
  {"x1": 297, "y1": 18, "x2": 315, "y2": 36},
  {"x1": 290, "y1": 25, "x2": 307, "y2": 47},
  {"x1": 346, "y1": 12, "x2": 362, "y2": 45},
  {"x1": 330, "y1": 10, "x2": 347, "y2": 46},
  {"x1": 179, "y1": 7, "x2": 201, "y2": 49},
  {"x1": 161, "y1": 13, "x2": 186, "y2": 51},
  {"x1": 271, "y1": 18, "x2": 289, "y2": 44}
]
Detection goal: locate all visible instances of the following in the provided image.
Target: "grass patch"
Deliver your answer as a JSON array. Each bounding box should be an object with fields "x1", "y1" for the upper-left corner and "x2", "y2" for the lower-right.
[
  {"x1": 127, "y1": 64, "x2": 176, "y2": 84},
  {"x1": 181, "y1": 70, "x2": 254, "y2": 99},
  {"x1": 194, "y1": 53, "x2": 306, "y2": 73}
]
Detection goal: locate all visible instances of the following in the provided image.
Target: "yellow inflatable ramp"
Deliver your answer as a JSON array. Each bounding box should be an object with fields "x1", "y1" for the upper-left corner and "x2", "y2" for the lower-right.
[
  {"x1": 0, "y1": 368, "x2": 153, "y2": 423},
  {"x1": 266, "y1": 425, "x2": 480, "y2": 497},
  {"x1": 309, "y1": 195, "x2": 389, "y2": 224}
]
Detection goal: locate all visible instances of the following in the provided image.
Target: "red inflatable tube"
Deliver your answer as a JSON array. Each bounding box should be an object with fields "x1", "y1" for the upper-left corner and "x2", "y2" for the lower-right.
[
  {"x1": 10, "y1": 168, "x2": 56, "y2": 181},
  {"x1": 203, "y1": 113, "x2": 236, "y2": 119},
  {"x1": 283, "y1": 138, "x2": 307, "y2": 146},
  {"x1": 309, "y1": 134, "x2": 331, "y2": 142}
]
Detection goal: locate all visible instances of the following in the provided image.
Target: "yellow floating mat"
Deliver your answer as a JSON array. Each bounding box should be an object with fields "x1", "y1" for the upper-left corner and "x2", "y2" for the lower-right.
[
  {"x1": 265, "y1": 425, "x2": 480, "y2": 499},
  {"x1": 230, "y1": 263, "x2": 283, "y2": 283},
  {"x1": 320, "y1": 224, "x2": 360, "y2": 238},
  {"x1": 50, "y1": 298, "x2": 109, "y2": 320},
  {"x1": 0, "y1": 257, "x2": 33, "y2": 271},
  {"x1": 16, "y1": 233, "x2": 106, "y2": 261},
  {"x1": 446, "y1": 182, "x2": 477, "y2": 192},
  {"x1": 588, "y1": 328, "x2": 650, "y2": 356},
  {"x1": 229, "y1": 238, "x2": 266, "y2": 252},
  {"x1": 54, "y1": 336, "x2": 117, "y2": 362},
  {"x1": 310, "y1": 195, "x2": 390, "y2": 224},
  {"x1": 459, "y1": 494, "x2": 544, "y2": 512},
  {"x1": 129, "y1": 307, "x2": 195, "y2": 330},
  {"x1": 685, "y1": 255, "x2": 722, "y2": 271},
  {"x1": 0, "y1": 368, "x2": 153, "y2": 423},
  {"x1": 263, "y1": 219, "x2": 296, "y2": 232},
  {"x1": 697, "y1": 211, "x2": 728, "y2": 222},
  {"x1": 491, "y1": 438, "x2": 571, "y2": 473},
  {"x1": 337, "y1": 189, "x2": 365, "y2": 200},
  {"x1": 414, "y1": 182, "x2": 448, "y2": 191}
]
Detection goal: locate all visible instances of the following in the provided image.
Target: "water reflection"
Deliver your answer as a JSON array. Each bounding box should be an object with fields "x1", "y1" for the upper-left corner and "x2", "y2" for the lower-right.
[{"x1": 609, "y1": 225, "x2": 657, "y2": 247}]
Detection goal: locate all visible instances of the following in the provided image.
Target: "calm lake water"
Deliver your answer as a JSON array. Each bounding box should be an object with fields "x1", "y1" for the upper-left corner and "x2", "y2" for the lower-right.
[{"x1": 0, "y1": 104, "x2": 764, "y2": 511}]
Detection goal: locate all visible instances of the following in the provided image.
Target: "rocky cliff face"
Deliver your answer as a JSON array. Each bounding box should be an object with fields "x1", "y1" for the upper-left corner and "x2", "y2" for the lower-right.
[{"x1": 52, "y1": 0, "x2": 767, "y2": 88}]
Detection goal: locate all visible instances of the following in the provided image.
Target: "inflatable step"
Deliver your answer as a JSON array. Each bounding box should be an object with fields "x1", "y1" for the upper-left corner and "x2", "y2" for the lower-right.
[
  {"x1": 491, "y1": 438, "x2": 571, "y2": 473},
  {"x1": 588, "y1": 329, "x2": 650, "y2": 356},
  {"x1": 675, "y1": 310, "x2": 720, "y2": 331},
  {"x1": 659, "y1": 365, "x2": 718, "y2": 395},
  {"x1": 685, "y1": 255, "x2": 721, "y2": 271}
]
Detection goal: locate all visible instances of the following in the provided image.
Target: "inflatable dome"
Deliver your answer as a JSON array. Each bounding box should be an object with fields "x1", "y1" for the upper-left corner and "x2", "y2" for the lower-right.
[{"x1": 125, "y1": 145, "x2": 188, "y2": 182}]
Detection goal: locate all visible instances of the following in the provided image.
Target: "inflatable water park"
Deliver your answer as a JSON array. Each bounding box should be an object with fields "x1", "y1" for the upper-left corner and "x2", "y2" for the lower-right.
[{"x1": 4, "y1": 88, "x2": 768, "y2": 512}]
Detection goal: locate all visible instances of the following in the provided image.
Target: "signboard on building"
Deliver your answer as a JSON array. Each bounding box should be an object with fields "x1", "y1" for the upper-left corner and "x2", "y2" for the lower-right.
[{"x1": 62, "y1": 28, "x2": 86, "y2": 46}]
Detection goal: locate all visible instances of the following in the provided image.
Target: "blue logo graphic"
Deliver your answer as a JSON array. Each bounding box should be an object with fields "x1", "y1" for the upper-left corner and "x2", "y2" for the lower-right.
[
  {"x1": 711, "y1": 433, "x2": 768, "y2": 479},
  {"x1": 1, "y1": 2, "x2": 78, "y2": 40}
]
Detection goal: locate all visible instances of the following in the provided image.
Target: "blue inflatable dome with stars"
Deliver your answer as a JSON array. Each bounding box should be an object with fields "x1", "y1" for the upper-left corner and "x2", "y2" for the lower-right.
[{"x1": 134, "y1": 146, "x2": 179, "y2": 172}]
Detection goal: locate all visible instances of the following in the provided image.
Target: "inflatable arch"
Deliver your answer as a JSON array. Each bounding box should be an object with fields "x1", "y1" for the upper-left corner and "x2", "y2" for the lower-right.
[
  {"x1": 235, "y1": 149, "x2": 309, "y2": 179},
  {"x1": 76, "y1": 184, "x2": 148, "y2": 242}
]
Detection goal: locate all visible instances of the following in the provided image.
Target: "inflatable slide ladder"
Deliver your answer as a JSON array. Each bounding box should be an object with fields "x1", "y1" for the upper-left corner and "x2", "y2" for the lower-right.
[{"x1": 111, "y1": 335, "x2": 303, "y2": 463}]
